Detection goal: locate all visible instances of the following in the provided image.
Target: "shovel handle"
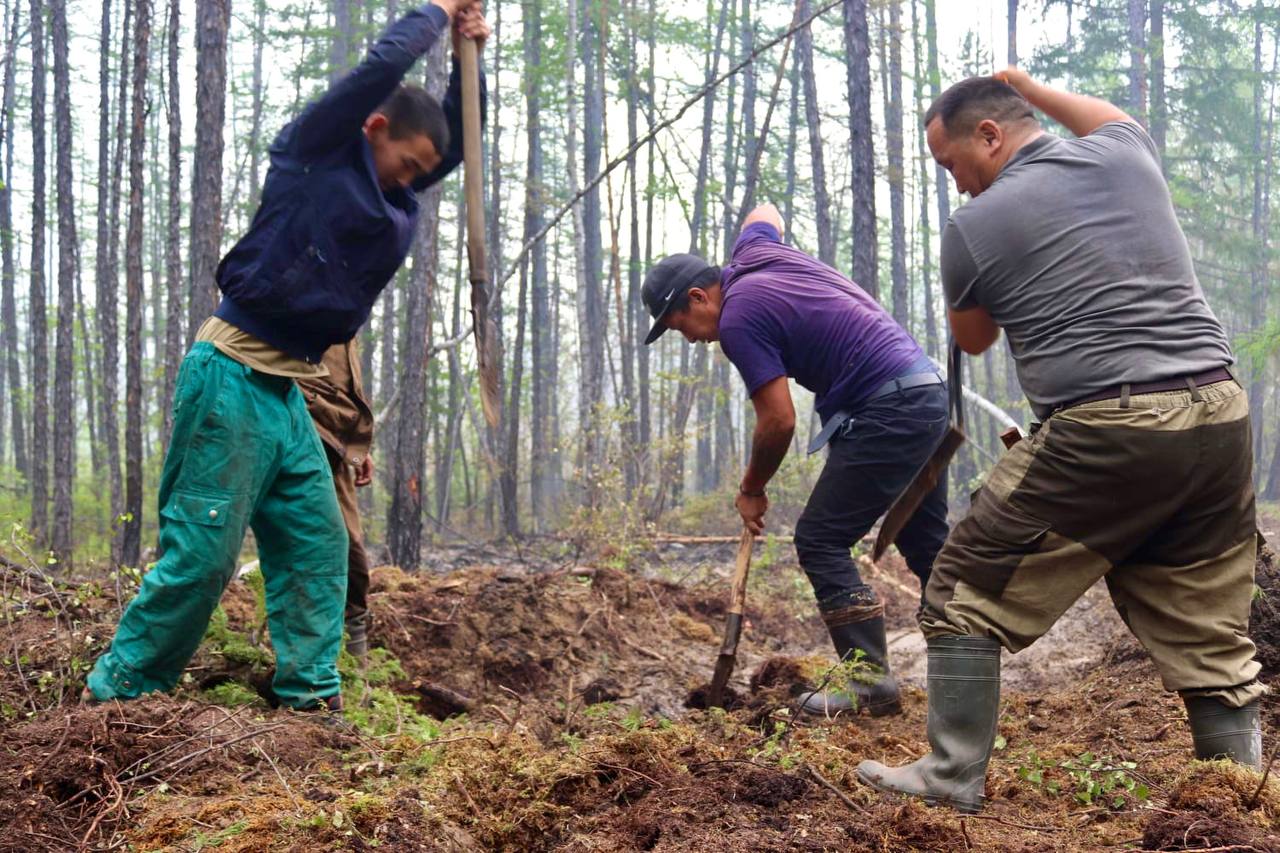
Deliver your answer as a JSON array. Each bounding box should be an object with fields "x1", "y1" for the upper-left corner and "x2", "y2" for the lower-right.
[
  {"x1": 726, "y1": 527, "x2": 753, "y2": 617},
  {"x1": 459, "y1": 36, "x2": 486, "y2": 284}
]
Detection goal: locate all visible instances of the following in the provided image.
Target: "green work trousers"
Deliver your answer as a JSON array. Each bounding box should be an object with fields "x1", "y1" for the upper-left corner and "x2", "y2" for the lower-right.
[{"x1": 87, "y1": 343, "x2": 348, "y2": 709}]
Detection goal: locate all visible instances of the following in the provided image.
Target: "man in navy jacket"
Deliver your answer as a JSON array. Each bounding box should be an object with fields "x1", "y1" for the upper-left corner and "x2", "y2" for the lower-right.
[{"x1": 85, "y1": 0, "x2": 489, "y2": 712}]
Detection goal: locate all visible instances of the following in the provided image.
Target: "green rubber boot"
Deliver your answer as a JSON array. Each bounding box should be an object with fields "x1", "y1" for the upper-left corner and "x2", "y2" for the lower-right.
[
  {"x1": 799, "y1": 608, "x2": 901, "y2": 717},
  {"x1": 1184, "y1": 695, "x2": 1263, "y2": 771},
  {"x1": 855, "y1": 635, "x2": 1001, "y2": 814}
]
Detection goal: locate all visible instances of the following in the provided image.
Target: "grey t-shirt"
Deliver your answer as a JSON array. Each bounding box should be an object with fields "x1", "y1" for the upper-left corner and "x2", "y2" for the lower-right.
[{"x1": 941, "y1": 121, "x2": 1233, "y2": 419}]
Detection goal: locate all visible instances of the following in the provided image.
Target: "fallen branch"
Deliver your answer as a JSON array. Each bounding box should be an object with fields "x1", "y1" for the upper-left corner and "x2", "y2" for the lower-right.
[{"x1": 804, "y1": 764, "x2": 865, "y2": 813}]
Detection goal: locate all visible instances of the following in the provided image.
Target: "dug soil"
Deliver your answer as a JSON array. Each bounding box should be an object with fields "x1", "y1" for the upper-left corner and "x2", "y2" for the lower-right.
[{"x1": 0, "y1": 535, "x2": 1276, "y2": 851}]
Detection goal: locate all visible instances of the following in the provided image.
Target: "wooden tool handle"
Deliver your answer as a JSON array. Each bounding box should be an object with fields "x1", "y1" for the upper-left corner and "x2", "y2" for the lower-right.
[
  {"x1": 459, "y1": 36, "x2": 486, "y2": 284},
  {"x1": 726, "y1": 528, "x2": 753, "y2": 617}
]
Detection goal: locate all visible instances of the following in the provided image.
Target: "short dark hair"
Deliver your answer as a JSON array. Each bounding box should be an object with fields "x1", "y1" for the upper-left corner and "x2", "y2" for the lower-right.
[
  {"x1": 924, "y1": 76, "x2": 1036, "y2": 136},
  {"x1": 377, "y1": 84, "x2": 450, "y2": 154},
  {"x1": 669, "y1": 268, "x2": 722, "y2": 313}
]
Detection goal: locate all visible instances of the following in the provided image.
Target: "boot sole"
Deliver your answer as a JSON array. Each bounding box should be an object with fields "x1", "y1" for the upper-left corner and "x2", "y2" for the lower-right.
[{"x1": 855, "y1": 767, "x2": 984, "y2": 814}]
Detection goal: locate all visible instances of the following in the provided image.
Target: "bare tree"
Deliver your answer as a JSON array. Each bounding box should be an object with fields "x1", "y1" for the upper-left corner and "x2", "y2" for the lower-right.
[
  {"x1": 843, "y1": 0, "x2": 878, "y2": 298},
  {"x1": 50, "y1": 0, "x2": 77, "y2": 561},
  {"x1": 161, "y1": 0, "x2": 183, "y2": 450},
  {"x1": 122, "y1": 0, "x2": 152, "y2": 568},
  {"x1": 28, "y1": 0, "x2": 50, "y2": 546},
  {"x1": 186, "y1": 0, "x2": 229, "y2": 340},
  {"x1": 388, "y1": 41, "x2": 448, "y2": 566},
  {"x1": 526, "y1": 0, "x2": 552, "y2": 529},
  {"x1": 1007, "y1": 0, "x2": 1017, "y2": 65},
  {"x1": 1127, "y1": 0, "x2": 1147, "y2": 125},
  {"x1": 912, "y1": 0, "x2": 937, "y2": 357},
  {"x1": 797, "y1": 0, "x2": 834, "y2": 265},
  {"x1": 1149, "y1": 0, "x2": 1166, "y2": 165},
  {"x1": 0, "y1": 0, "x2": 23, "y2": 476},
  {"x1": 885, "y1": 0, "x2": 908, "y2": 327}
]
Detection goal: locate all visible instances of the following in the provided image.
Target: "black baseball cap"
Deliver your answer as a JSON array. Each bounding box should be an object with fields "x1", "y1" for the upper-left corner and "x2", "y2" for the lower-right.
[{"x1": 641, "y1": 254, "x2": 721, "y2": 345}]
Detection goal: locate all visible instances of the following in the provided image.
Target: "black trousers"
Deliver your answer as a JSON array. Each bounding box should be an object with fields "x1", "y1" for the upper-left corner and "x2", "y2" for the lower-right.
[{"x1": 795, "y1": 383, "x2": 950, "y2": 612}]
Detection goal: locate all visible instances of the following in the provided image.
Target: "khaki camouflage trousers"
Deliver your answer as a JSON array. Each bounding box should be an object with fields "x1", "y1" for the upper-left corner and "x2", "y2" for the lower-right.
[{"x1": 920, "y1": 379, "x2": 1265, "y2": 708}]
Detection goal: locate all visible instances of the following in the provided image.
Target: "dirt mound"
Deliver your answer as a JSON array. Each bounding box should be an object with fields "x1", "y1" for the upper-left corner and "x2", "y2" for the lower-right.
[
  {"x1": 1253, "y1": 540, "x2": 1280, "y2": 681},
  {"x1": 367, "y1": 563, "x2": 825, "y2": 723},
  {"x1": 1141, "y1": 761, "x2": 1280, "y2": 850}
]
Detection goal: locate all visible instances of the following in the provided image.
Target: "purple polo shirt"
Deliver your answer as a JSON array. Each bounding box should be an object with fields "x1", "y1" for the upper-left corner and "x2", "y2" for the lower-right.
[{"x1": 718, "y1": 222, "x2": 924, "y2": 422}]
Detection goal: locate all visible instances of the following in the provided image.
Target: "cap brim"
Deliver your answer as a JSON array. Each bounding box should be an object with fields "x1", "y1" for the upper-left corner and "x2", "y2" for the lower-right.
[{"x1": 644, "y1": 318, "x2": 668, "y2": 345}]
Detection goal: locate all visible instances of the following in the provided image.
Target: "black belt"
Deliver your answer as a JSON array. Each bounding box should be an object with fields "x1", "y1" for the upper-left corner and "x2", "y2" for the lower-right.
[
  {"x1": 807, "y1": 371, "x2": 945, "y2": 455},
  {"x1": 1055, "y1": 367, "x2": 1234, "y2": 412}
]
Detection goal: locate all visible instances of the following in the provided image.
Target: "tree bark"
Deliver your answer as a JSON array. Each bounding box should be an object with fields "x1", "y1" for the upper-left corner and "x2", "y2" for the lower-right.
[
  {"x1": 911, "y1": 0, "x2": 937, "y2": 358},
  {"x1": 161, "y1": 0, "x2": 183, "y2": 453},
  {"x1": 797, "y1": 0, "x2": 833, "y2": 265},
  {"x1": 50, "y1": 0, "x2": 77, "y2": 562},
  {"x1": 689, "y1": 0, "x2": 731, "y2": 253},
  {"x1": 885, "y1": 0, "x2": 908, "y2": 327},
  {"x1": 1007, "y1": 0, "x2": 1017, "y2": 66},
  {"x1": 525, "y1": 0, "x2": 551, "y2": 530},
  {"x1": 1149, "y1": 0, "x2": 1166, "y2": 166},
  {"x1": 1127, "y1": 0, "x2": 1147, "y2": 125},
  {"x1": 29, "y1": 0, "x2": 50, "y2": 547},
  {"x1": 186, "y1": 0, "x2": 229, "y2": 341},
  {"x1": 924, "y1": 0, "x2": 950, "y2": 285},
  {"x1": 1248, "y1": 4, "x2": 1265, "y2": 477},
  {"x1": 843, "y1": 0, "x2": 878, "y2": 298},
  {"x1": 388, "y1": 42, "x2": 447, "y2": 568},
  {"x1": 0, "y1": 0, "x2": 23, "y2": 477},
  {"x1": 122, "y1": 0, "x2": 152, "y2": 568}
]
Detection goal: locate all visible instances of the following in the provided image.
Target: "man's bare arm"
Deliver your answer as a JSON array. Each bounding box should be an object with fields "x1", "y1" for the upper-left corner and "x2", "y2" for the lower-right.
[
  {"x1": 996, "y1": 67, "x2": 1133, "y2": 138},
  {"x1": 743, "y1": 203, "x2": 785, "y2": 234},
  {"x1": 740, "y1": 376, "x2": 795, "y2": 494},
  {"x1": 948, "y1": 306, "x2": 1000, "y2": 355}
]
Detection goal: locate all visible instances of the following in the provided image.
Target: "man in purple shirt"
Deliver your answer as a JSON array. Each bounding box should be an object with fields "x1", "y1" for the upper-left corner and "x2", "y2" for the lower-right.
[{"x1": 642, "y1": 204, "x2": 951, "y2": 716}]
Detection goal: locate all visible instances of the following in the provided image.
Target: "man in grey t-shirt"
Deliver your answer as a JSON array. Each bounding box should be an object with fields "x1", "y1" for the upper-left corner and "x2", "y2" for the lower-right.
[{"x1": 856, "y1": 71, "x2": 1264, "y2": 815}]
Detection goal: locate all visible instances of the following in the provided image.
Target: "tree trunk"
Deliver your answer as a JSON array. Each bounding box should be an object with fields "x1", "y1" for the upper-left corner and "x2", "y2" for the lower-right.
[
  {"x1": 1248, "y1": 4, "x2": 1265, "y2": 478},
  {"x1": 483, "y1": 0, "x2": 505, "y2": 525},
  {"x1": 843, "y1": 0, "x2": 878, "y2": 298},
  {"x1": 797, "y1": 0, "x2": 833, "y2": 265},
  {"x1": 911, "y1": 0, "x2": 937, "y2": 358},
  {"x1": 186, "y1": 0, "x2": 229, "y2": 340},
  {"x1": 161, "y1": 0, "x2": 183, "y2": 453},
  {"x1": 50, "y1": 0, "x2": 77, "y2": 562},
  {"x1": 1006, "y1": 0, "x2": 1017, "y2": 66},
  {"x1": 924, "y1": 0, "x2": 949, "y2": 283},
  {"x1": 29, "y1": 0, "x2": 50, "y2": 546},
  {"x1": 0, "y1": 0, "x2": 23, "y2": 476},
  {"x1": 1127, "y1": 0, "x2": 1147, "y2": 125},
  {"x1": 524, "y1": 0, "x2": 551, "y2": 530},
  {"x1": 248, "y1": 0, "x2": 266, "y2": 210},
  {"x1": 885, "y1": 0, "x2": 908, "y2": 327},
  {"x1": 122, "y1": 0, "x2": 152, "y2": 568},
  {"x1": 1149, "y1": 0, "x2": 1166, "y2": 166},
  {"x1": 621, "y1": 0, "x2": 642, "y2": 495},
  {"x1": 574, "y1": 0, "x2": 607, "y2": 505},
  {"x1": 501, "y1": 222, "x2": 528, "y2": 536},
  {"x1": 689, "y1": 0, "x2": 731, "y2": 253},
  {"x1": 329, "y1": 0, "x2": 352, "y2": 81},
  {"x1": 783, "y1": 48, "x2": 798, "y2": 245},
  {"x1": 388, "y1": 43, "x2": 446, "y2": 568}
]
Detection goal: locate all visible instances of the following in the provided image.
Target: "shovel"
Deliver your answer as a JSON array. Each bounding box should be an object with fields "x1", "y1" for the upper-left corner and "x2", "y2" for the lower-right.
[
  {"x1": 459, "y1": 32, "x2": 501, "y2": 430},
  {"x1": 872, "y1": 342, "x2": 966, "y2": 562},
  {"x1": 707, "y1": 527, "x2": 755, "y2": 708}
]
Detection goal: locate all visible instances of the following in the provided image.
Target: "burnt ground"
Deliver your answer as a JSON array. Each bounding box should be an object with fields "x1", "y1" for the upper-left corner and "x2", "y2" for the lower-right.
[{"x1": 0, "y1": 529, "x2": 1277, "y2": 852}]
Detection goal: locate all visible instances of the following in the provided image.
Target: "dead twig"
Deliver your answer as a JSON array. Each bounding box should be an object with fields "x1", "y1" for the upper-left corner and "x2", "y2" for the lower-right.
[
  {"x1": 964, "y1": 813, "x2": 1061, "y2": 832},
  {"x1": 619, "y1": 633, "x2": 667, "y2": 662},
  {"x1": 1246, "y1": 736, "x2": 1280, "y2": 810},
  {"x1": 804, "y1": 764, "x2": 864, "y2": 813},
  {"x1": 959, "y1": 817, "x2": 972, "y2": 851}
]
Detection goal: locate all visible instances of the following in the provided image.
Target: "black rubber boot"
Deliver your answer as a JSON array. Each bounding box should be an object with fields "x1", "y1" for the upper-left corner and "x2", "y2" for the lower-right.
[
  {"x1": 799, "y1": 605, "x2": 902, "y2": 717},
  {"x1": 855, "y1": 635, "x2": 1001, "y2": 814},
  {"x1": 1183, "y1": 695, "x2": 1263, "y2": 771},
  {"x1": 345, "y1": 612, "x2": 369, "y2": 666}
]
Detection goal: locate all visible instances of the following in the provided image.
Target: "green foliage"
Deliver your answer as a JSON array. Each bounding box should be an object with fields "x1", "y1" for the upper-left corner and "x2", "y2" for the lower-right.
[
  {"x1": 203, "y1": 681, "x2": 267, "y2": 708},
  {"x1": 190, "y1": 820, "x2": 249, "y2": 850},
  {"x1": 1015, "y1": 749, "x2": 1151, "y2": 809},
  {"x1": 338, "y1": 646, "x2": 443, "y2": 741},
  {"x1": 202, "y1": 606, "x2": 273, "y2": 668}
]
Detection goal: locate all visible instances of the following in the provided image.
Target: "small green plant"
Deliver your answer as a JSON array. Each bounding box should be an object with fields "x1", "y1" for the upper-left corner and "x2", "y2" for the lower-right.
[
  {"x1": 1061, "y1": 752, "x2": 1150, "y2": 808},
  {"x1": 1015, "y1": 749, "x2": 1060, "y2": 795},
  {"x1": 190, "y1": 819, "x2": 248, "y2": 850},
  {"x1": 202, "y1": 606, "x2": 273, "y2": 667},
  {"x1": 621, "y1": 707, "x2": 646, "y2": 732},
  {"x1": 204, "y1": 681, "x2": 267, "y2": 708}
]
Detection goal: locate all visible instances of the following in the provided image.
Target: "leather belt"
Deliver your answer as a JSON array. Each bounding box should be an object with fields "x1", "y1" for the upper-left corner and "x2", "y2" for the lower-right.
[
  {"x1": 807, "y1": 371, "x2": 945, "y2": 455},
  {"x1": 1056, "y1": 367, "x2": 1234, "y2": 411}
]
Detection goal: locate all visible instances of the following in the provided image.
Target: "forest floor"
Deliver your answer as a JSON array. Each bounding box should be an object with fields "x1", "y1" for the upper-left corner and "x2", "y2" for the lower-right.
[{"x1": 1, "y1": 523, "x2": 1279, "y2": 852}]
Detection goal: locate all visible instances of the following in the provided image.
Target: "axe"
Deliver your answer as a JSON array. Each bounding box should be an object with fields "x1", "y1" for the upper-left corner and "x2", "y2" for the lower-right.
[
  {"x1": 872, "y1": 342, "x2": 966, "y2": 562},
  {"x1": 707, "y1": 527, "x2": 755, "y2": 708},
  {"x1": 459, "y1": 31, "x2": 501, "y2": 429}
]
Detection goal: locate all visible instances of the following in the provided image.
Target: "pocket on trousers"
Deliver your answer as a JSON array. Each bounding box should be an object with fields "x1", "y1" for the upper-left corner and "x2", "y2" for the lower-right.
[
  {"x1": 953, "y1": 487, "x2": 1051, "y2": 597},
  {"x1": 161, "y1": 491, "x2": 232, "y2": 528}
]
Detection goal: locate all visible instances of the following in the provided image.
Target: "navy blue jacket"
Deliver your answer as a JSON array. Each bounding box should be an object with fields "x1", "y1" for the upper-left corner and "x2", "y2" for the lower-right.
[{"x1": 214, "y1": 3, "x2": 485, "y2": 363}]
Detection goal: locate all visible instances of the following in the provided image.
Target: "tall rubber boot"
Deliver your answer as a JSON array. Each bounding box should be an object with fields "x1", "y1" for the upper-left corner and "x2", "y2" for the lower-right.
[
  {"x1": 1184, "y1": 695, "x2": 1263, "y2": 771},
  {"x1": 799, "y1": 606, "x2": 902, "y2": 717},
  {"x1": 855, "y1": 635, "x2": 1001, "y2": 814},
  {"x1": 345, "y1": 612, "x2": 369, "y2": 666}
]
